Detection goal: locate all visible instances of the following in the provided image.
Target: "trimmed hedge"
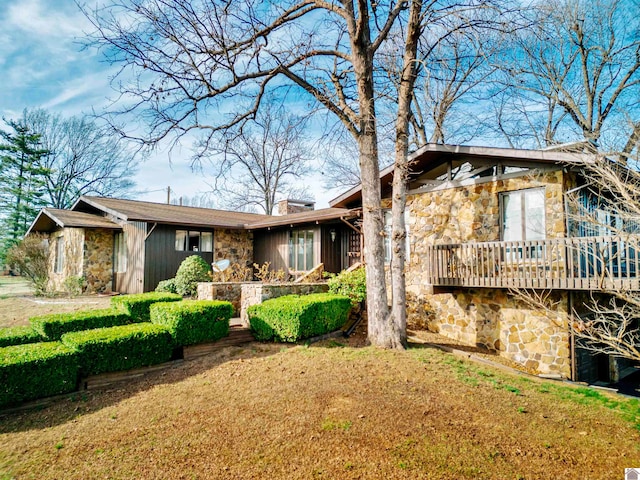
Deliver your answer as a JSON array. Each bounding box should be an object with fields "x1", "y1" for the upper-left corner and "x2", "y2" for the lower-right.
[
  {"x1": 0, "y1": 326, "x2": 44, "y2": 348},
  {"x1": 61, "y1": 323, "x2": 174, "y2": 376},
  {"x1": 248, "y1": 293, "x2": 351, "y2": 342},
  {"x1": 0, "y1": 342, "x2": 79, "y2": 407},
  {"x1": 111, "y1": 292, "x2": 182, "y2": 321},
  {"x1": 150, "y1": 300, "x2": 232, "y2": 346},
  {"x1": 30, "y1": 309, "x2": 133, "y2": 341}
]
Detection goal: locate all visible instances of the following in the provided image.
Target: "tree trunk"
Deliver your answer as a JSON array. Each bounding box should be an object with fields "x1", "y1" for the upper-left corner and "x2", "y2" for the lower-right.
[
  {"x1": 389, "y1": 0, "x2": 423, "y2": 349},
  {"x1": 346, "y1": 3, "x2": 391, "y2": 346}
]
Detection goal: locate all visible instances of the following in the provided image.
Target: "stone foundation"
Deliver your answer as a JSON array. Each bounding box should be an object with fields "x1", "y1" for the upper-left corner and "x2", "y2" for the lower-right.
[
  {"x1": 197, "y1": 282, "x2": 243, "y2": 316},
  {"x1": 416, "y1": 288, "x2": 571, "y2": 377},
  {"x1": 239, "y1": 282, "x2": 329, "y2": 327}
]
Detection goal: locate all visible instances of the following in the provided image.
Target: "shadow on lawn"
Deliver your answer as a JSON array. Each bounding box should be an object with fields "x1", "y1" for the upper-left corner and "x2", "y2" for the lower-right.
[{"x1": 0, "y1": 342, "x2": 290, "y2": 434}]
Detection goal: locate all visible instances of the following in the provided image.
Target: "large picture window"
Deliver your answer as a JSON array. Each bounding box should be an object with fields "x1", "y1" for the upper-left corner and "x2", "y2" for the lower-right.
[
  {"x1": 289, "y1": 230, "x2": 315, "y2": 271},
  {"x1": 501, "y1": 188, "x2": 545, "y2": 241},
  {"x1": 114, "y1": 232, "x2": 127, "y2": 273},
  {"x1": 175, "y1": 230, "x2": 213, "y2": 252}
]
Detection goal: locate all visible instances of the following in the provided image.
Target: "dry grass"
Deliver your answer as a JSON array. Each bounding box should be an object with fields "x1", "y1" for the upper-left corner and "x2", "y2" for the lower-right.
[
  {"x1": 0, "y1": 287, "x2": 113, "y2": 328},
  {"x1": 1, "y1": 340, "x2": 639, "y2": 480}
]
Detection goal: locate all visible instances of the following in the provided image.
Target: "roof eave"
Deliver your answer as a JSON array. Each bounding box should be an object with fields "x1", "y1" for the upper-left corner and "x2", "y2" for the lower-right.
[
  {"x1": 329, "y1": 143, "x2": 596, "y2": 207},
  {"x1": 73, "y1": 196, "x2": 129, "y2": 221},
  {"x1": 26, "y1": 209, "x2": 62, "y2": 235}
]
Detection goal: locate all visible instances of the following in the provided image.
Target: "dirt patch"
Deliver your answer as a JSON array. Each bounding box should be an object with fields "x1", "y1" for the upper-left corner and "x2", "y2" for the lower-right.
[
  {"x1": 0, "y1": 343, "x2": 638, "y2": 479},
  {"x1": 0, "y1": 296, "x2": 113, "y2": 328}
]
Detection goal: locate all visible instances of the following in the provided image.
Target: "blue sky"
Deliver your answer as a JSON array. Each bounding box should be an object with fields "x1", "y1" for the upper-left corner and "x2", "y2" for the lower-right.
[{"x1": 0, "y1": 0, "x2": 333, "y2": 209}]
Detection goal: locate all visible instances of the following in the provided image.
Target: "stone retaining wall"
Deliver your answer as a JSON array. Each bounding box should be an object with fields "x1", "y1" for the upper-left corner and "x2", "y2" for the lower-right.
[{"x1": 197, "y1": 282, "x2": 243, "y2": 316}]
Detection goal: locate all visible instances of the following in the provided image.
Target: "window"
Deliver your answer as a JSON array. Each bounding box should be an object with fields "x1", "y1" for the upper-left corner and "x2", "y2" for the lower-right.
[
  {"x1": 114, "y1": 232, "x2": 127, "y2": 273},
  {"x1": 289, "y1": 230, "x2": 315, "y2": 271},
  {"x1": 501, "y1": 188, "x2": 545, "y2": 241},
  {"x1": 54, "y1": 236, "x2": 64, "y2": 274},
  {"x1": 175, "y1": 230, "x2": 213, "y2": 252},
  {"x1": 383, "y1": 210, "x2": 410, "y2": 264}
]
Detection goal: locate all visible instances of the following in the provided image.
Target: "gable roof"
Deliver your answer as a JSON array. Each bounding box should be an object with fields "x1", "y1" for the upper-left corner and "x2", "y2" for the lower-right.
[
  {"x1": 73, "y1": 196, "x2": 269, "y2": 229},
  {"x1": 27, "y1": 208, "x2": 121, "y2": 235},
  {"x1": 329, "y1": 143, "x2": 593, "y2": 208}
]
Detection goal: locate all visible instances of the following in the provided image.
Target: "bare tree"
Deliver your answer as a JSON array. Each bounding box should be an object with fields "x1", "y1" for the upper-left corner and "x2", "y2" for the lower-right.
[
  {"x1": 200, "y1": 102, "x2": 312, "y2": 214},
  {"x1": 24, "y1": 109, "x2": 138, "y2": 209},
  {"x1": 495, "y1": 0, "x2": 640, "y2": 158},
  {"x1": 82, "y1": 0, "x2": 416, "y2": 347}
]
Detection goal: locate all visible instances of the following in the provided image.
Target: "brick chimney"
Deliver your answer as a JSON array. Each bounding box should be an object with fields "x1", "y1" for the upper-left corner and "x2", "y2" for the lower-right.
[{"x1": 277, "y1": 199, "x2": 315, "y2": 215}]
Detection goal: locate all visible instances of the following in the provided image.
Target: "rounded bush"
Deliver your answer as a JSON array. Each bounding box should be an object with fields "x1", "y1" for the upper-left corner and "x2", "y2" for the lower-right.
[
  {"x1": 174, "y1": 255, "x2": 212, "y2": 297},
  {"x1": 156, "y1": 278, "x2": 178, "y2": 294}
]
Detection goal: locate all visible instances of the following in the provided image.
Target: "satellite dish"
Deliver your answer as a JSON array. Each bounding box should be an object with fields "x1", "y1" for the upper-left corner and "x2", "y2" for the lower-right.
[{"x1": 212, "y1": 259, "x2": 230, "y2": 272}]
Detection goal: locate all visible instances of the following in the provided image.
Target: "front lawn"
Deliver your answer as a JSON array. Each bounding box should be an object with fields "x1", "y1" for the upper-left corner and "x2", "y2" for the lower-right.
[
  {"x1": 0, "y1": 342, "x2": 638, "y2": 479},
  {"x1": 0, "y1": 296, "x2": 113, "y2": 328}
]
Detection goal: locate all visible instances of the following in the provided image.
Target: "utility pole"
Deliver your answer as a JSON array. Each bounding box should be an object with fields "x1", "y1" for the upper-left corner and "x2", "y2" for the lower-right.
[{"x1": 166, "y1": 186, "x2": 171, "y2": 204}]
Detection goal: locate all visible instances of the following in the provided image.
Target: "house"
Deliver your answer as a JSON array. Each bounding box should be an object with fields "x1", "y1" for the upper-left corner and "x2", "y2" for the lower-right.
[
  {"x1": 27, "y1": 196, "x2": 361, "y2": 295},
  {"x1": 330, "y1": 143, "x2": 638, "y2": 383},
  {"x1": 28, "y1": 142, "x2": 635, "y2": 384}
]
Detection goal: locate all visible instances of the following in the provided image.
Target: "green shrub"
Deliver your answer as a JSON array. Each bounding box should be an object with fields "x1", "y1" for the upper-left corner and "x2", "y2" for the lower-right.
[
  {"x1": 61, "y1": 323, "x2": 174, "y2": 376},
  {"x1": 327, "y1": 267, "x2": 366, "y2": 306},
  {"x1": 63, "y1": 276, "x2": 85, "y2": 297},
  {"x1": 111, "y1": 292, "x2": 182, "y2": 321},
  {"x1": 0, "y1": 326, "x2": 45, "y2": 348},
  {"x1": 0, "y1": 342, "x2": 79, "y2": 407},
  {"x1": 151, "y1": 300, "x2": 232, "y2": 346},
  {"x1": 248, "y1": 293, "x2": 351, "y2": 342},
  {"x1": 156, "y1": 278, "x2": 178, "y2": 294},
  {"x1": 30, "y1": 309, "x2": 133, "y2": 341},
  {"x1": 174, "y1": 255, "x2": 212, "y2": 297}
]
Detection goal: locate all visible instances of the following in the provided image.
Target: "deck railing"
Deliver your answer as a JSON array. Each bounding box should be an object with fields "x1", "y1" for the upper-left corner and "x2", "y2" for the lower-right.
[{"x1": 424, "y1": 236, "x2": 640, "y2": 290}]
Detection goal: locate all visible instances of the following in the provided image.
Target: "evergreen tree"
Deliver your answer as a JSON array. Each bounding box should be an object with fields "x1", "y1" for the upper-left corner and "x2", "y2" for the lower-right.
[{"x1": 0, "y1": 120, "x2": 49, "y2": 261}]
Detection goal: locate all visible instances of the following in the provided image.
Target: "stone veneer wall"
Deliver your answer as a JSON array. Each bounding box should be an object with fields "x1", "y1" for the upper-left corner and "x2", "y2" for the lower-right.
[
  {"x1": 197, "y1": 282, "x2": 243, "y2": 316},
  {"x1": 215, "y1": 229, "x2": 253, "y2": 267},
  {"x1": 240, "y1": 282, "x2": 329, "y2": 327},
  {"x1": 47, "y1": 228, "x2": 84, "y2": 293},
  {"x1": 428, "y1": 289, "x2": 571, "y2": 376},
  {"x1": 400, "y1": 169, "x2": 572, "y2": 377},
  {"x1": 83, "y1": 228, "x2": 114, "y2": 293}
]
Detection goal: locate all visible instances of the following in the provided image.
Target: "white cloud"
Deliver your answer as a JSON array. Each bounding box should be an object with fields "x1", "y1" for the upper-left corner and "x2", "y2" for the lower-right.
[{"x1": 7, "y1": 0, "x2": 89, "y2": 38}]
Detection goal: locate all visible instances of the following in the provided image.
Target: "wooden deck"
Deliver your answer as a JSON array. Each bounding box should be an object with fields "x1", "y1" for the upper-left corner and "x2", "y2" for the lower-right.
[{"x1": 425, "y1": 236, "x2": 640, "y2": 290}]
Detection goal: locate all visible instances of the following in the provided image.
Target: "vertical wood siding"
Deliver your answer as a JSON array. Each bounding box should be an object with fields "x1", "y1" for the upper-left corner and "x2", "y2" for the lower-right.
[
  {"x1": 143, "y1": 224, "x2": 214, "y2": 292},
  {"x1": 253, "y1": 229, "x2": 289, "y2": 272},
  {"x1": 320, "y1": 225, "x2": 346, "y2": 273},
  {"x1": 114, "y1": 221, "x2": 147, "y2": 294}
]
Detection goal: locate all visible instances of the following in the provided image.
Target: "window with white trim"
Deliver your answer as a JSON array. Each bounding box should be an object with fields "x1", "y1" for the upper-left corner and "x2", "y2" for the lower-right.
[
  {"x1": 54, "y1": 236, "x2": 64, "y2": 274},
  {"x1": 289, "y1": 229, "x2": 315, "y2": 271},
  {"x1": 501, "y1": 188, "x2": 545, "y2": 241},
  {"x1": 114, "y1": 232, "x2": 127, "y2": 273}
]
